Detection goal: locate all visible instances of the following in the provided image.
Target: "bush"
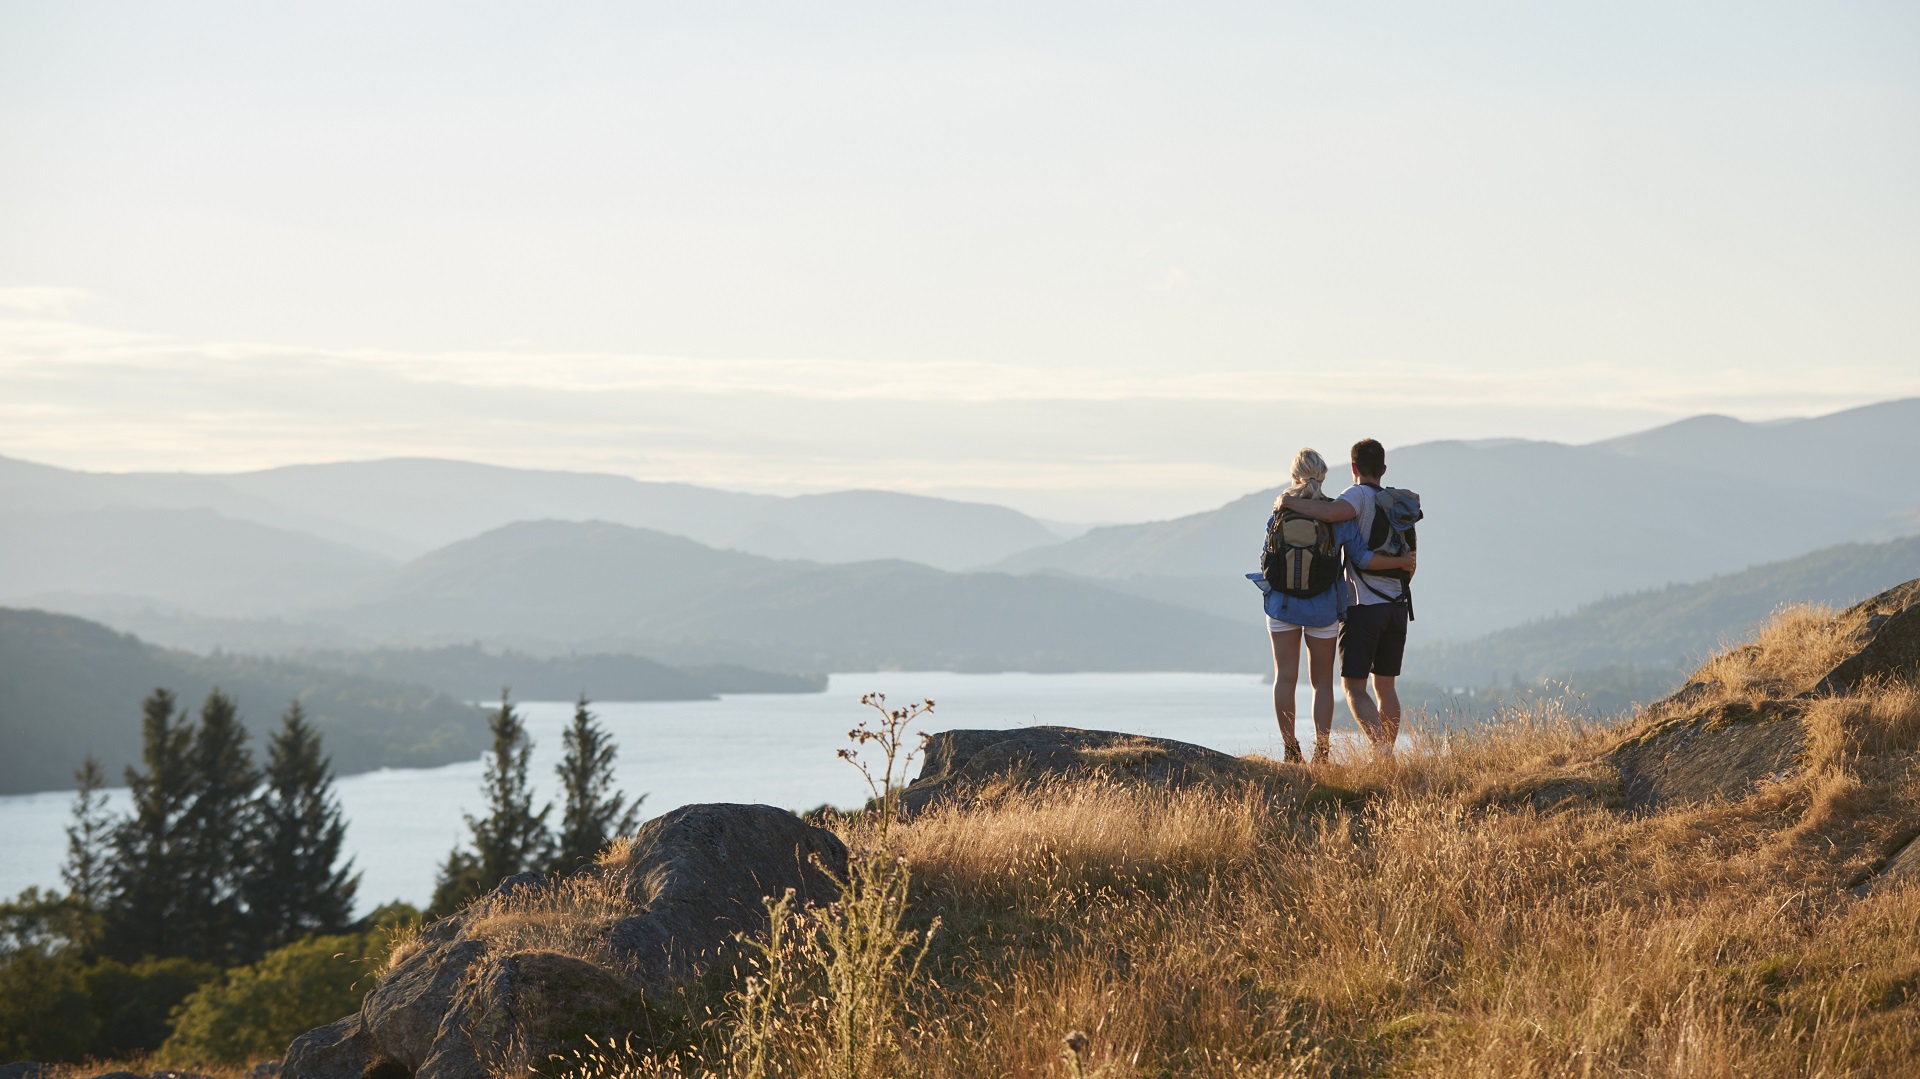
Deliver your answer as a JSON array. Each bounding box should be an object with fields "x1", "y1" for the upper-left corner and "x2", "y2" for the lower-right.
[
  {"x1": 84, "y1": 955, "x2": 220, "y2": 1058},
  {"x1": 160, "y1": 905, "x2": 417, "y2": 1067},
  {"x1": 0, "y1": 950, "x2": 97, "y2": 1060}
]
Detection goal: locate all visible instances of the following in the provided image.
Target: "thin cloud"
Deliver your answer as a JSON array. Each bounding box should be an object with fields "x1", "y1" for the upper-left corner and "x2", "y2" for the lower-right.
[{"x1": 4, "y1": 310, "x2": 1913, "y2": 415}]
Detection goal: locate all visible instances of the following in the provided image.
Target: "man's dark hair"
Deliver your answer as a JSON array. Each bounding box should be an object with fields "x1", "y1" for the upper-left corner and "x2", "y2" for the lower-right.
[{"x1": 1351, "y1": 438, "x2": 1386, "y2": 478}]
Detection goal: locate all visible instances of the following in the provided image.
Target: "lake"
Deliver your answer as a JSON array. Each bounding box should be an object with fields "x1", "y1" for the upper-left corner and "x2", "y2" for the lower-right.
[{"x1": 0, "y1": 671, "x2": 1377, "y2": 916}]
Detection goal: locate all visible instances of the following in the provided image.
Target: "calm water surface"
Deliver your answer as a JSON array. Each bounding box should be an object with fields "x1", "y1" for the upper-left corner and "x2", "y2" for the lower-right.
[{"x1": 1, "y1": 671, "x2": 1374, "y2": 915}]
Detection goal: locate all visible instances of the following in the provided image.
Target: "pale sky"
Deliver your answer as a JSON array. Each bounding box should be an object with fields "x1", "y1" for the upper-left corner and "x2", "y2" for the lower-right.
[{"x1": 3, "y1": 2, "x2": 1916, "y2": 522}]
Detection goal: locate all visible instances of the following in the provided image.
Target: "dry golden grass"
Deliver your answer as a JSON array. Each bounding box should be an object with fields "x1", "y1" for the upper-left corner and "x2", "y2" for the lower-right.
[
  {"x1": 1688, "y1": 601, "x2": 1870, "y2": 704},
  {"x1": 553, "y1": 606, "x2": 1920, "y2": 1079},
  {"x1": 461, "y1": 866, "x2": 635, "y2": 971}
]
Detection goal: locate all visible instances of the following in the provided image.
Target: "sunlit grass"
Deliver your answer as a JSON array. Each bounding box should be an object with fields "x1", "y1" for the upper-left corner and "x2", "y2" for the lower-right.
[{"x1": 530, "y1": 604, "x2": 1920, "y2": 1077}]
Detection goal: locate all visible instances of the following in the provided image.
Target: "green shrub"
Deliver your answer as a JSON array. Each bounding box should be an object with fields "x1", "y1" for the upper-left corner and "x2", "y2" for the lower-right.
[
  {"x1": 160, "y1": 932, "x2": 371, "y2": 1066},
  {"x1": 0, "y1": 950, "x2": 97, "y2": 1060},
  {"x1": 84, "y1": 955, "x2": 220, "y2": 1058},
  {"x1": 160, "y1": 905, "x2": 415, "y2": 1067}
]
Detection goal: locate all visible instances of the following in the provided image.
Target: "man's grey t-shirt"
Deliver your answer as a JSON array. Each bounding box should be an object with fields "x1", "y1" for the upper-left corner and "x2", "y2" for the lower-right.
[{"x1": 1339, "y1": 483, "x2": 1403, "y2": 604}]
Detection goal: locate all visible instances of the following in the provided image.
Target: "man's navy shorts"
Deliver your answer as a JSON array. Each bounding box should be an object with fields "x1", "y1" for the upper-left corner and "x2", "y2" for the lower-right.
[{"x1": 1340, "y1": 602, "x2": 1409, "y2": 679}]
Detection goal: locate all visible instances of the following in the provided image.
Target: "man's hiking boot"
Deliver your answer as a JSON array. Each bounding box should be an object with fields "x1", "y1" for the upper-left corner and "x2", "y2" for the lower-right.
[
  {"x1": 1283, "y1": 743, "x2": 1305, "y2": 765},
  {"x1": 1312, "y1": 740, "x2": 1331, "y2": 766}
]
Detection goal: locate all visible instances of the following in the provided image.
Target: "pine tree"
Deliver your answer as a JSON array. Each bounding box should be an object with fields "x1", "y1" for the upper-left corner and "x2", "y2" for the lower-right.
[
  {"x1": 431, "y1": 691, "x2": 552, "y2": 913},
  {"x1": 176, "y1": 689, "x2": 260, "y2": 963},
  {"x1": 62, "y1": 756, "x2": 114, "y2": 910},
  {"x1": 245, "y1": 701, "x2": 359, "y2": 950},
  {"x1": 552, "y1": 695, "x2": 643, "y2": 872},
  {"x1": 104, "y1": 688, "x2": 196, "y2": 960}
]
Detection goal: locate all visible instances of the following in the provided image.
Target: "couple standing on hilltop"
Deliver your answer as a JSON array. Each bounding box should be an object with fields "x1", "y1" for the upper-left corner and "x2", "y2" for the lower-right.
[{"x1": 1250, "y1": 438, "x2": 1421, "y2": 763}]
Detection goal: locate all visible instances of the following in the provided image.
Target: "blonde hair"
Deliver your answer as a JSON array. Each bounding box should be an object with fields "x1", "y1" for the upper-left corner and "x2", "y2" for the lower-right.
[{"x1": 1274, "y1": 447, "x2": 1327, "y2": 509}]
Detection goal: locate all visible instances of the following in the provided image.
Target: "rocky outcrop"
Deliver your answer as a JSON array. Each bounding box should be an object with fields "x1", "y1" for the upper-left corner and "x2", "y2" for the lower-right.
[
  {"x1": 1811, "y1": 579, "x2": 1920, "y2": 695},
  {"x1": 900, "y1": 726, "x2": 1275, "y2": 815},
  {"x1": 1601, "y1": 578, "x2": 1920, "y2": 809},
  {"x1": 1606, "y1": 698, "x2": 1806, "y2": 809},
  {"x1": 283, "y1": 804, "x2": 845, "y2": 1079}
]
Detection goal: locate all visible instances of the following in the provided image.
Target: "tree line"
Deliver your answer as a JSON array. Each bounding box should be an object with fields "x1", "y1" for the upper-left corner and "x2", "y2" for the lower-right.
[{"x1": 1, "y1": 686, "x2": 645, "y2": 1064}]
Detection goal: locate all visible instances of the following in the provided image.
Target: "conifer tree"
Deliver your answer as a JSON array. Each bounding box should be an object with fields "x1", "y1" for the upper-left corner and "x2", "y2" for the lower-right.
[
  {"x1": 62, "y1": 756, "x2": 114, "y2": 911},
  {"x1": 431, "y1": 691, "x2": 552, "y2": 913},
  {"x1": 552, "y1": 695, "x2": 643, "y2": 872},
  {"x1": 104, "y1": 688, "x2": 196, "y2": 960},
  {"x1": 245, "y1": 701, "x2": 359, "y2": 950},
  {"x1": 177, "y1": 689, "x2": 260, "y2": 963}
]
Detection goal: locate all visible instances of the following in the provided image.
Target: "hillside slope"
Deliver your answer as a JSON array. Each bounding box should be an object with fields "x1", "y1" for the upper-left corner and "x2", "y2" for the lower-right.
[
  {"x1": 313, "y1": 520, "x2": 1266, "y2": 672},
  {"x1": 0, "y1": 607, "x2": 488, "y2": 795},
  {"x1": 1407, "y1": 534, "x2": 1920, "y2": 686}
]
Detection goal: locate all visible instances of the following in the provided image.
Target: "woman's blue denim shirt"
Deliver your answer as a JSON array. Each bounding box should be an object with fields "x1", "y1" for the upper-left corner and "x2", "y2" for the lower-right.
[{"x1": 1246, "y1": 511, "x2": 1370, "y2": 628}]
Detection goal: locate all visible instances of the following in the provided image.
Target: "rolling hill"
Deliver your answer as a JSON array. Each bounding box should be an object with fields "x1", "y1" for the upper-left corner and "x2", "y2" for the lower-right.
[
  {"x1": 308, "y1": 520, "x2": 1267, "y2": 673},
  {"x1": 0, "y1": 506, "x2": 392, "y2": 616}
]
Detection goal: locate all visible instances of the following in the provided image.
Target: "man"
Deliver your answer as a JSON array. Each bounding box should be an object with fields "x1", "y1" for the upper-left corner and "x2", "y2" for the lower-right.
[{"x1": 1279, "y1": 438, "x2": 1416, "y2": 758}]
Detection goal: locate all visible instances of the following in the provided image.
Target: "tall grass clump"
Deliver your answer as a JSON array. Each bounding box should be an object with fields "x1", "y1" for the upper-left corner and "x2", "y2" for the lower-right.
[{"x1": 720, "y1": 693, "x2": 942, "y2": 1079}]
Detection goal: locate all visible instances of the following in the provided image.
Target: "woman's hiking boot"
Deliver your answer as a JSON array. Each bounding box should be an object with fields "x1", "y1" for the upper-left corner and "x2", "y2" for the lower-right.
[
  {"x1": 1283, "y1": 742, "x2": 1305, "y2": 765},
  {"x1": 1312, "y1": 739, "x2": 1331, "y2": 766}
]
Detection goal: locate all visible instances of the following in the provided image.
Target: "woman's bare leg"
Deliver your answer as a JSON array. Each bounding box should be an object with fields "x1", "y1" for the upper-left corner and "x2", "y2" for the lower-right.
[
  {"x1": 1305, "y1": 632, "x2": 1337, "y2": 763},
  {"x1": 1269, "y1": 628, "x2": 1304, "y2": 761}
]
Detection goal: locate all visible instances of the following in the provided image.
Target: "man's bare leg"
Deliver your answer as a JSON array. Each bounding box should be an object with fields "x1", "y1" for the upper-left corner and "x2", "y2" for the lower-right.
[
  {"x1": 1374, "y1": 675, "x2": 1401, "y2": 747},
  {"x1": 1344, "y1": 676, "x2": 1393, "y2": 759},
  {"x1": 1270, "y1": 629, "x2": 1304, "y2": 762}
]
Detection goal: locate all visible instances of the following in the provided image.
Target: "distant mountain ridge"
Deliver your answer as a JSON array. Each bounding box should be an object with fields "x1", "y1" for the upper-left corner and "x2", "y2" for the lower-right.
[
  {"x1": 0, "y1": 454, "x2": 1065, "y2": 570},
  {"x1": 990, "y1": 399, "x2": 1920, "y2": 639}
]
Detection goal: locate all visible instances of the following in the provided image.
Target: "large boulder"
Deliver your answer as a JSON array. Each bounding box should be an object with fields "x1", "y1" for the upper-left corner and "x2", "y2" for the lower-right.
[
  {"x1": 283, "y1": 804, "x2": 845, "y2": 1079},
  {"x1": 900, "y1": 726, "x2": 1274, "y2": 815}
]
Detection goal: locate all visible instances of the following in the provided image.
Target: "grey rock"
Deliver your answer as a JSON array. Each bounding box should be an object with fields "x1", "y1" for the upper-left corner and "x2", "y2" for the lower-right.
[
  {"x1": 1810, "y1": 579, "x2": 1920, "y2": 695},
  {"x1": 901, "y1": 725, "x2": 1272, "y2": 815},
  {"x1": 0, "y1": 1064, "x2": 46, "y2": 1079},
  {"x1": 1606, "y1": 699, "x2": 1805, "y2": 809},
  {"x1": 281, "y1": 803, "x2": 845, "y2": 1079},
  {"x1": 282, "y1": 1016, "x2": 375, "y2": 1079},
  {"x1": 606, "y1": 803, "x2": 845, "y2": 982},
  {"x1": 246, "y1": 1062, "x2": 280, "y2": 1079}
]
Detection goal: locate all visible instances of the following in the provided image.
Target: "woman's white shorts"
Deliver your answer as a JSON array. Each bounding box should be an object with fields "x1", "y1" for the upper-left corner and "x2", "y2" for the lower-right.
[{"x1": 1268, "y1": 617, "x2": 1339, "y2": 638}]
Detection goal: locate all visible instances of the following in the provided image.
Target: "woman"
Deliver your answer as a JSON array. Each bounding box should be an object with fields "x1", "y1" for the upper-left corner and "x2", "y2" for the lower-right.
[{"x1": 1252, "y1": 448, "x2": 1411, "y2": 764}]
